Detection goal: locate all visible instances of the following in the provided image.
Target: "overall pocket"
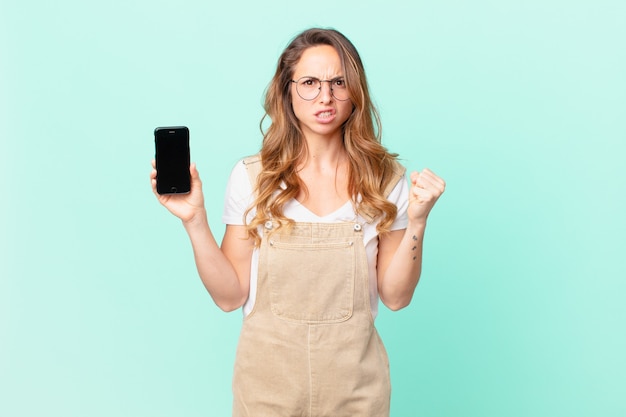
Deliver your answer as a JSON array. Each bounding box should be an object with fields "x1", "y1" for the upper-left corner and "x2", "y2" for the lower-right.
[{"x1": 267, "y1": 240, "x2": 355, "y2": 323}]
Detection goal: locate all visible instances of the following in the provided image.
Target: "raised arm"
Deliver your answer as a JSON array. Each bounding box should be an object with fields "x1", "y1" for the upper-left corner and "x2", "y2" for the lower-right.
[
  {"x1": 377, "y1": 168, "x2": 445, "y2": 311},
  {"x1": 151, "y1": 161, "x2": 253, "y2": 311}
]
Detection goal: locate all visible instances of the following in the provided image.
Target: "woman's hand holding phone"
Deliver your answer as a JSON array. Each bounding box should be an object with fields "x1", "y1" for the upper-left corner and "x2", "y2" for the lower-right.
[{"x1": 151, "y1": 160, "x2": 207, "y2": 225}]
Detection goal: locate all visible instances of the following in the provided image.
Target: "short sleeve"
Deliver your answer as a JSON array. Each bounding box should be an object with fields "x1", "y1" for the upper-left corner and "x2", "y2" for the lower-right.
[
  {"x1": 222, "y1": 160, "x2": 256, "y2": 225},
  {"x1": 388, "y1": 174, "x2": 409, "y2": 231}
]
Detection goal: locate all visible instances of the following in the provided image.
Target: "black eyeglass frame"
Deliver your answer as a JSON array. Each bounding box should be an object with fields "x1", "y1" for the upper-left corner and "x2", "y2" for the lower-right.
[{"x1": 290, "y1": 77, "x2": 351, "y2": 101}]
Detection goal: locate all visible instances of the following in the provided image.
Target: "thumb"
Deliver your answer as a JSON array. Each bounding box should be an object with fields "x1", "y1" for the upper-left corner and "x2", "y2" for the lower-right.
[
  {"x1": 190, "y1": 162, "x2": 199, "y2": 178},
  {"x1": 189, "y1": 162, "x2": 204, "y2": 191}
]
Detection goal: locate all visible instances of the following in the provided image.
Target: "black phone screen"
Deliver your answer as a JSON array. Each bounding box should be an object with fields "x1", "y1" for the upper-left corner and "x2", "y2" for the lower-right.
[{"x1": 154, "y1": 126, "x2": 191, "y2": 195}]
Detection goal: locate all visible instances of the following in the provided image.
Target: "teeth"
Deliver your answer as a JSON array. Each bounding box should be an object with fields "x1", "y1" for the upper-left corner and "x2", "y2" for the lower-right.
[{"x1": 319, "y1": 111, "x2": 332, "y2": 118}]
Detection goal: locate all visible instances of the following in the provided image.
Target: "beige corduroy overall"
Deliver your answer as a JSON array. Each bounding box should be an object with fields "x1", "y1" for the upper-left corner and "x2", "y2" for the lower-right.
[{"x1": 232, "y1": 155, "x2": 405, "y2": 417}]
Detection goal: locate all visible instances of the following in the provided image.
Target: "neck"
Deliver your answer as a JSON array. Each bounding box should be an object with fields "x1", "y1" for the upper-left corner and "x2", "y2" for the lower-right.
[{"x1": 299, "y1": 132, "x2": 346, "y2": 169}]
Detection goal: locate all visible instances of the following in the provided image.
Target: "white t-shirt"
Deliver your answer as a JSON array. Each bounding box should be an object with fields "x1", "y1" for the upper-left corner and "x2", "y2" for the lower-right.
[{"x1": 222, "y1": 159, "x2": 410, "y2": 319}]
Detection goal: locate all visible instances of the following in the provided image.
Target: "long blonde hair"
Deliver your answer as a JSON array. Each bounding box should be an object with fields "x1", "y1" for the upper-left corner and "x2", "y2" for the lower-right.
[{"x1": 246, "y1": 28, "x2": 400, "y2": 243}]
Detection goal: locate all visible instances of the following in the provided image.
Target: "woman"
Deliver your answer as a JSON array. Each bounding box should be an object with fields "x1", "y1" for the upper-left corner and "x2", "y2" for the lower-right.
[{"x1": 151, "y1": 28, "x2": 445, "y2": 416}]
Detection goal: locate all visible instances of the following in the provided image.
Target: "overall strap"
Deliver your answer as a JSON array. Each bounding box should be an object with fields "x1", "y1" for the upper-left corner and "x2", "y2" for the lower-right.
[
  {"x1": 242, "y1": 153, "x2": 262, "y2": 192},
  {"x1": 360, "y1": 160, "x2": 407, "y2": 223},
  {"x1": 382, "y1": 160, "x2": 407, "y2": 198}
]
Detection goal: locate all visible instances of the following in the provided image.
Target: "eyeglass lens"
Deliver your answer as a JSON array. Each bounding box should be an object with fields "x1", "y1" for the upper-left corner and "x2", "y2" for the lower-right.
[{"x1": 294, "y1": 77, "x2": 349, "y2": 101}]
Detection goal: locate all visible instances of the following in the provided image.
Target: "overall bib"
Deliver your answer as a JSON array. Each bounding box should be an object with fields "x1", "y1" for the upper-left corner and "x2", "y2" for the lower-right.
[{"x1": 232, "y1": 156, "x2": 404, "y2": 417}]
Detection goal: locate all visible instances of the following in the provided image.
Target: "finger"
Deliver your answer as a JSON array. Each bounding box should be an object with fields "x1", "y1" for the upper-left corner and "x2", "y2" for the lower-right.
[
  {"x1": 151, "y1": 178, "x2": 160, "y2": 198},
  {"x1": 410, "y1": 169, "x2": 444, "y2": 188},
  {"x1": 420, "y1": 168, "x2": 446, "y2": 189},
  {"x1": 417, "y1": 171, "x2": 445, "y2": 194},
  {"x1": 411, "y1": 185, "x2": 439, "y2": 203},
  {"x1": 412, "y1": 174, "x2": 442, "y2": 197},
  {"x1": 150, "y1": 164, "x2": 158, "y2": 194},
  {"x1": 416, "y1": 172, "x2": 441, "y2": 191},
  {"x1": 150, "y1": 164, "x2": 163, "y2": 198}
]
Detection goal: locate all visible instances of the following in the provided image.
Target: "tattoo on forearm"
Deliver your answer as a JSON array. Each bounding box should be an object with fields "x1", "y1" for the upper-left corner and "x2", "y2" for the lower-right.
[
  {"x1": 411, "y1": 236, "x2": 418, "y2": 261},
  {"x1": 412, "y1": 235, "x2": 417, "y2": 241}
]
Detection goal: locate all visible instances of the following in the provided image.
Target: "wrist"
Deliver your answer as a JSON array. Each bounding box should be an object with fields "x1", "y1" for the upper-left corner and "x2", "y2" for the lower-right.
[
  {"x1": 182, "y1": 208, "x2": 209, "y2": 229},
  {"x1": 406, "y1": 219, "x2": 427, "y2": 233},
  {"x1": 404, "y1": 222, "x2": 426, "y2": 244}
]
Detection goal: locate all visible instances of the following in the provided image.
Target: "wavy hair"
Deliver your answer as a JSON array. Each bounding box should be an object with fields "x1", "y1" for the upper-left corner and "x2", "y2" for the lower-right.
[{"x1": 246, "y1": 28, "x2": 400, "y2": 244}]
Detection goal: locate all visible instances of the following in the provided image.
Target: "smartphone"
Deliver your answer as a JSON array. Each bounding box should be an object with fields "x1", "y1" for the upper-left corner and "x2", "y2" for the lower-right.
[{"x1": 154, "y1": 126, "x2": 191, "y2": 195}]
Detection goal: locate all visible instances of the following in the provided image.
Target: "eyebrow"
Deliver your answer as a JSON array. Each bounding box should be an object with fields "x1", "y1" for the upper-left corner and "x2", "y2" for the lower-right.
[{"x1": 298, "y1": 75, "x2": 345, "y2": 80}]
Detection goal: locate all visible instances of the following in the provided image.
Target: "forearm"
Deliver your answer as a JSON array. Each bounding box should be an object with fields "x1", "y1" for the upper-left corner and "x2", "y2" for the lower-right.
[
  {"x1": 378, "y1": 222, "x2": 426, "y2": 311},
  {"x1": 377, "y1": 167, "x2": 445, "y2": 310},
  {"x1": 182, "y1": 211, "x2": 248, "y2": 311}
]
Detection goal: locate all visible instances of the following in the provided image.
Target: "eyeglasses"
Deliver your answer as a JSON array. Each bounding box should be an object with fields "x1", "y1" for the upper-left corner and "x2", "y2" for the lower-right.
[{"x1": 290, "y1": 76, "x2": 350, "y2": 101}]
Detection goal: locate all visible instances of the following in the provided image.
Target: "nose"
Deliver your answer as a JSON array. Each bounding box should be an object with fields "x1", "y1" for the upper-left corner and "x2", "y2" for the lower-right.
[{"x1": 318, "y1": 80, "x2": 333, "y2": 102}]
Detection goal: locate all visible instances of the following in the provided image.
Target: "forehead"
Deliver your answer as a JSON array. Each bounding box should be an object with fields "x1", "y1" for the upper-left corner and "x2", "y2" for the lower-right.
[{"x1": 293, "y1": 45, "x2": 343, "y2": 78}]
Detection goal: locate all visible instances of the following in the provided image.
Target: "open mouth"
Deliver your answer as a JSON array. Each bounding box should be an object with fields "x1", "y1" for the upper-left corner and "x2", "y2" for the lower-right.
[{"x1": 315, "y1": 108, "x2": 337, "y2": 123}]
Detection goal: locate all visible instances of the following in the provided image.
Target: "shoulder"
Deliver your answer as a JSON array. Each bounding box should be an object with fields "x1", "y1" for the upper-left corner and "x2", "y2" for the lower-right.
[
  {"x1": 241, "y1": 153, "x2": 262, "y2": 186},
  {"x1": 227, "y1": 158, "x2": 250, "y2": 187},
  {"x1": 242, "y1": 153, "x2": 261, "y2": 165},
  {"x1": 228, "y1": 153, "x2": 262, "y2": 183},
  {"x1": 222, "y1": 157, "x2": 257, "y2": 224}
]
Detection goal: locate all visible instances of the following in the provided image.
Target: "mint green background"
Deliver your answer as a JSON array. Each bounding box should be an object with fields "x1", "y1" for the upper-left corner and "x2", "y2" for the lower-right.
[{"x1": 1, "y1": 0, "x2": 624, "y2": 416}]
